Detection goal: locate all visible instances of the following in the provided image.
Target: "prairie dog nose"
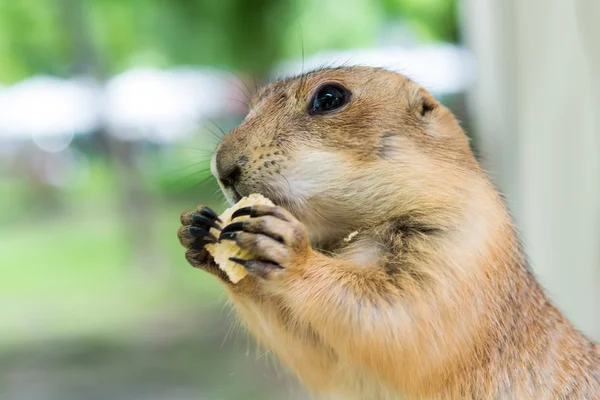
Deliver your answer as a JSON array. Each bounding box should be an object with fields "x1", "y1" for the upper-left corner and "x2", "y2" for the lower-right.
[
  {"x1": 219, "y1": 164, "x2": 241, "y2": 186},
  {"x1": 215, "y1": 152, "x2": 247, "y2": 187}
]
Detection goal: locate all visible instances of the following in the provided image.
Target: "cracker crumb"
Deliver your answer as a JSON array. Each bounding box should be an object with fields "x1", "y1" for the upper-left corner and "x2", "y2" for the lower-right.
[{"x1": 343, "y1": 231, "x2": 359, "y2": 243}]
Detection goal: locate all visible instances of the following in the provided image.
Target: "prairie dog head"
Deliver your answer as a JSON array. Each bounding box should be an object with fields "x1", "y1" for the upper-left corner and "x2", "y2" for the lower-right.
[{"x1": 212, "y1": 67, "x2": 480, "y2": 243}]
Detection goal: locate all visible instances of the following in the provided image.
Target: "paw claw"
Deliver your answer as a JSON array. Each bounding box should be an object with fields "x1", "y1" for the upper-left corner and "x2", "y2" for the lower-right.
[
  {"x1": 190, "y1": 238, "x2": 213, "y2": 250},
  {"x1": 229, "y1": 257, "x2": 281, "y2": 279},
  {"x1": 231, "y1": 206, "x2": 253, "y2": 220},
  {"x1": 219, "y1": 231, "x2": 238, "y2": 242},
  {"x1": 199, "y1": 206, "x2": 222, "y2": 223},
  {"x1": 192, "y1": 214, "x2": 222, "y2": 230},
  {"x1": 220, "y1": 221, "x2": 244, "y2": 235},
  {"x1": 189, "y1": 226, "x2": 217, "y2": 242},
  {"x1": 228, "y1": 257, "x2": 249, "y2": 267},
  {"x1": 186, "y1": 248, "x2": 230, "y2": 283},
  {"x1": 196, "y1": 206, "x2": 222, "y2": 222}
]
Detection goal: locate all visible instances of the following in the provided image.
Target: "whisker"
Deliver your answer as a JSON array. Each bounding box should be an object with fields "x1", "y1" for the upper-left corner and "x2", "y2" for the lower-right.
[
  {"x1": 221, "y1": 321, "x2": 236, "y2": 348},
  {"x1": 205, "y1": 119, "x2": 230, "y2": 145},
  {"x1": 175, "y1": 175, "x2": 219, "y2": 197},
  {"x1": 204, "y1": 127, "x2": 224, "y2": 143},
  {"x1": 224, "y1": 73, "x2": 252, "y2": 104},
  {"x1": 223, "y1": 98, "x2": 250, "y2": 109},
  {"x1": 213, "y1": 187, "x2": 227, "y2": 204},
  {"x1": 161, "y1": 166, "x2": 212, "y2": 186},
  {"x1": 164, "y1": 162, "x2": 212, "y2": 175},
  {"x1": 168, "y1": 145, "x2": 215, "y2": 156},
  {"x1": 195, "y1": 173, "x2": 218, "y2": 189},
  {"x1": 299, "y1": 18, "x2": 306, "y2": 94},
  {"x1": 238, "y1": 74, "x2": 256, "y2": 99},
  {"x1": 277, "y1": 172, "x2": 294, "y2": 197},
  {"x1": 207, "y1": 118, "x2": 227, "y2": 135}
]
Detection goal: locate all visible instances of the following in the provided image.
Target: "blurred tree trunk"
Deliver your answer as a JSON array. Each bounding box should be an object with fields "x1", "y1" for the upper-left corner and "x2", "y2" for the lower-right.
[{"x1": 58, "y1": 0, "x2": 167, "y2": 281}]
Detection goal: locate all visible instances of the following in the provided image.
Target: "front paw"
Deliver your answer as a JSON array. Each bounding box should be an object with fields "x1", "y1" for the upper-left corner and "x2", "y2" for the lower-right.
[
  {"x1": 178, "y1": 205, "x2": 230, "y2": 283},
  {"x1": 218, "y1": 205, "x2": 310, "y2": 280}
]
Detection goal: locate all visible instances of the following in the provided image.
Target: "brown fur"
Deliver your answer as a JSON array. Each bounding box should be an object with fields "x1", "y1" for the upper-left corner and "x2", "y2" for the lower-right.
[{"x1": 179, "y1": 67, "x2": 600, "y2": 399}]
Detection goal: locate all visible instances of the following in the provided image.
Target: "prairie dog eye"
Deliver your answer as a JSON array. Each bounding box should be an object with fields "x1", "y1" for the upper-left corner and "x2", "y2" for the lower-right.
[{"x1": 309, "y1": 83, "x2": 350, "y2": 115}]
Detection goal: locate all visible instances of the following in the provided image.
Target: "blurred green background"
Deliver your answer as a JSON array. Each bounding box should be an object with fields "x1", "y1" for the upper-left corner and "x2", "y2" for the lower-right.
[{"x1": 0, "y1": 1, "x2": 469, "y2": 399}]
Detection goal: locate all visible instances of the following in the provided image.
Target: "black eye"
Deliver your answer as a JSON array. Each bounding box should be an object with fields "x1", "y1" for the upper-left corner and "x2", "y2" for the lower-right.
[{"x1": 309, "y1": 84, "x2": 350, "y2": 115}]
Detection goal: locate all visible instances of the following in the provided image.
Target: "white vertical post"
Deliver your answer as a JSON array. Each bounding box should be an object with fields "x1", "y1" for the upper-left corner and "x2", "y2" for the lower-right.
[{"x1": 461, "y1": 0, "x2": 600, "y2": 340}]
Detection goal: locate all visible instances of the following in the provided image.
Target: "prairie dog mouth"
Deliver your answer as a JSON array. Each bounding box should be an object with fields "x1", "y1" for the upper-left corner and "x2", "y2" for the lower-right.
[{"x1": 219, "y1": 182, "x2": 243, "y2": 205}]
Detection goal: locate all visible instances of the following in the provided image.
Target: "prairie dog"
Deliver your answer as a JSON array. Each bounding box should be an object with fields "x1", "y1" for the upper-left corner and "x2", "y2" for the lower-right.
[{"x1": 178, "y1": 67, "x2": 600, "y2": 399}]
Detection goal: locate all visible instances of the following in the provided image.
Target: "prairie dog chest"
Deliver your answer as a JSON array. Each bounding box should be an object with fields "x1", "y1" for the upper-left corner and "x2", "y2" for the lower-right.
[{"x1": 336, "y1": 235, "x2": 383, "y2": 268}]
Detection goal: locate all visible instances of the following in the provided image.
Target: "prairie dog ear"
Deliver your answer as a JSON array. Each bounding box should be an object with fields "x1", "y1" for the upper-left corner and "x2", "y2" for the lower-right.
[{"x1": 406, "y1": 84, "x2": 438, "y2": 119}]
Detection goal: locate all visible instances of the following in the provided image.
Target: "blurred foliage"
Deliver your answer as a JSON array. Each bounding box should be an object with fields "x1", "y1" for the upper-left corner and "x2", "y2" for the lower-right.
[
  {"x1": 0, "y1": 0, "x2": 71, "y2": 81},
  {"x1": 381, "y1": 0, "x2": 459, "y2": 42},
  {"x1": 0, "y1": 0, "x2": 458, "y2": 83}
]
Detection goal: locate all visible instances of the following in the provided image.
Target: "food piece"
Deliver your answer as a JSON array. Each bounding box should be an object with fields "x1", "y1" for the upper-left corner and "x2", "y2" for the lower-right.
[
  {"x1": 205, "y1": 193, "x2": 274, "y2": 283},
  {"x1": 343, "y1": 230, "x2": 359, "y2": 243}
]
